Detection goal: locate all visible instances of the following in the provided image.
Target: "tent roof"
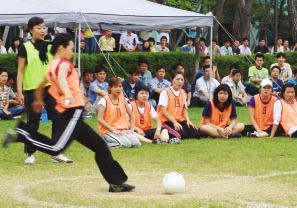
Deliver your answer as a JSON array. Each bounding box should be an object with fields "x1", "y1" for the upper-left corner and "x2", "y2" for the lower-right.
[{"x1": 0, "y1": 0, "x2": 213, "y2": 29}]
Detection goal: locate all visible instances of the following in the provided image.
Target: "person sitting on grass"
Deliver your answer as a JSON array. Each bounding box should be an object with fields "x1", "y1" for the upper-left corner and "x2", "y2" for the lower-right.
[
  {"x1": 270, "y1": 83, "x2": 297, "y2": 138},
  {"x1": 199, "y1": 84, "x2": 244, "y2": 138},
  {"x1": 131, "y1": 85, "x2": 180, "y2": 143},
  {"x1": 122, "y1": 67, "x2": 144, "y2": 100},
  {"x1": 157, "y1": 72, "x2": 200, "y2": 139},
  {"x1": 98, "y1": 77, "x2": 144, "y2": 148},
  {"x1": 243, "y1": 79, "x2": 282, "y2": 138},
  {"x1": 0, "y1": 68, "x2": 25, "y2": 119},
  {"x1": 269, "y1": 65, "x2": 283, "y2": 97},
  {"x1": 227, "y1": 69, "x2": 247, "y2": 106}
]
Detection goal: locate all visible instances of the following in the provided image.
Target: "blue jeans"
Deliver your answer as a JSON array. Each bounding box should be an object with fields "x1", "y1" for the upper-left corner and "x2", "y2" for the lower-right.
[
  {"x1": 0, "y1": 105, "x2": 25, "y2": 119},
  {"x1": 84, "y1": 37, "x2": 96, "y2": 54}
]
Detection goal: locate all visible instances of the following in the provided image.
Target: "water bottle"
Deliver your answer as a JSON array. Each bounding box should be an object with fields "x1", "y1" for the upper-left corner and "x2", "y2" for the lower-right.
[{"x1": 41, "y1": 108, "x2": 48, "y2": 124}]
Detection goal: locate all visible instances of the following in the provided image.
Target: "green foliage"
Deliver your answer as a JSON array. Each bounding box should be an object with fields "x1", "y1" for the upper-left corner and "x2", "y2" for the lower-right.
[
  {"x1": 164, "y1": 0, "x2": 199, "y2": 11},
  {"x1": 1, "y1": 52, "x2": 296, "y2": 81}
]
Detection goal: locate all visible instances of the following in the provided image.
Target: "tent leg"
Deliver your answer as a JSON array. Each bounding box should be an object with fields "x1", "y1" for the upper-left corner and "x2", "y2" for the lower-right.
[
  {"x1": 78, "y1": 23, "x2": 81, "y2": 77},
  {"x1": 210, "y1": 26, "x2": 213, "y2": 69}
]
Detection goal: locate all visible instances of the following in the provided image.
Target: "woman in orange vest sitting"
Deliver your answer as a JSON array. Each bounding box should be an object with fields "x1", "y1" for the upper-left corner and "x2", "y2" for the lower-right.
[
  {"x1": 270, "y1": 83, "x2": 297, "y2": 138},
  {"x1": 244, "y1": 79, "x2": 281, "y2": 137},
  {"x1": 97, "y1": 77, "x2": 141, "y2": 148},
  {"x1": 131, "y1": 85, "x2": 180, "y2": 143},
  {"x1": 199, "y1": 84, "x2": 244, "y2": 138},
  {"x1": 157, "y1": 72, "x2": 200, "y2": 139}
]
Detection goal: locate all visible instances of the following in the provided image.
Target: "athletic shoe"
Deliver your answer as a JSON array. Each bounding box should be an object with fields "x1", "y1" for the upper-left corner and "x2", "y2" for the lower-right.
[
  {"x1": 51, "y1": 154, "x2": 73, "y2": 163},
  {"x1": 109, "y1": 183, "x2": 135, "y2": 192},
  {"x1": 25, "y1": 154, "x2": 35, "y2": 165},
  {"x1": 167, "y1": 137, "x2": 181, "y2": 144},
  {"x1": 160, "y1": 129, "x2": 169, "y2": 143},
  {"x1": 2, "y1": 128, "x2": 18, "y2": 148},
  {"x1": 246, "y1": 131, "x2": 257, "y2": 138},
  {"x1": 12, "y1": 115, "x2": 22, "y2": 119}
]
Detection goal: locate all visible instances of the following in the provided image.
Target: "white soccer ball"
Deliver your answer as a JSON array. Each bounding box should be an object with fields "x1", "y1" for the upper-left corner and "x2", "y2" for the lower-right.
[{"x1": 162, "y1": 172, "x2": 185, "y2": 194}]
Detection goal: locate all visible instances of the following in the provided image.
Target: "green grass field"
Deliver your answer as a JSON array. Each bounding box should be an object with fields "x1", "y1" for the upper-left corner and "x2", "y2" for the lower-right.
[{"x1": 1, "y1": 107, "x2": 297, "y2": 208}]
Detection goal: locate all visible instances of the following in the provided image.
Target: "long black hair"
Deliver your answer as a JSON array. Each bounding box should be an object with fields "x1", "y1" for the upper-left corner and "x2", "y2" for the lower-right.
[
  {"x1": 27, "y1": 17, "x2": 49, "y2": 64},
  {"x1": 11, "y1": 37, "x2": 21, "y2": 52},
  {"x1": 281, "y1": 83, "x2": 296, "y2": 99},
  {"x1": 50, "y1": 33, "x2": 73, "y2": 56},
  {"x1": 213, "y1": 84, "x2": 233, "y2": 109}
]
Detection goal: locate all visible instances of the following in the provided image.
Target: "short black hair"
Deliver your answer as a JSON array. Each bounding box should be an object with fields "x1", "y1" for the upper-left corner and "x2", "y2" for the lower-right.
[
  {"x1": 129, "y1": 67, "x2": 140, "y2": 75},
  {"x1": 276, "y1": 52, "x2": 286, "y2": 59},
  {"x1": 135, "y1": 85, "x2": 150, "y2": 99},
  {"x1": 293, "y1": 69, "x2": 297, "y2": 76},
  {"x1": 213, "y1": 84, "x2": 233, "y2": 109},
  {"x1": 281, "y1": 83, "x2": 295, "y2": 99},
  {"x1": 27, "y1": 16, "x2": 44, "y2": 30},
  {"x1": 231, "y1": 69, "x2": 241, "y2": 76},
  {"x1": 148, "y1": 37, "x2": 155, "y2": 44},
  {"x1": 0, "y1": 68, "x2": 8, "y2": 75},
  {"x1": 156, "y1": 66, "x2": 165, "y2": 72},
  {"x1": 138, "y1": 59, "x2": 148, "y2": 66},
  {"x1": 203, "y1": 65, "x2": 211, "y2": 71},
  {"x1": 212, "y1": 39, "x2": 217, "y2": 43},
  {"x1": 270, "y1": 65, "x2": 281, "y2": 74},
  {"x1": 242, "y1": 37, "x2": 249, "y2": 42},
  {"x1": 94, "y1": 65, "x2": 106, "y2": 73},
  {"x1": 50, "y1": 33, "x2": 73, "y2": 56},
  {"x1": 186, "y1": 37, "x2": 194, "y2": 42},
  {"x1": 82, "y1": 69, "x2": 94, "y2": 76},
  {"x1": 255, "y1": 53, "x2": 265, "y2": 60},
  {"x1": 174, "y1": 63, "x2": 184, "y2": 71},
  {"x1": 160, "y1": 36, "x2": 167, "y2": 41},
  {"x1": 203, "y1": 56, "x2": 211, "y2": 62},
  {"x1": 171, "y1": 71, "x2": 184, "y2": 80}
]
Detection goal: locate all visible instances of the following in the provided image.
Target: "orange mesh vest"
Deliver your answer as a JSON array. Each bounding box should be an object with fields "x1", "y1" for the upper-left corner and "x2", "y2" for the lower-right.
[
  {"x1": 98, "y1": 94, "x2": 129, "y2": 134},
  {"x1": 131, "y1": 101, "x2": 152, "y2": 131},
  {"x1": 253, "y1": 94, "x2": 276, "y2": 131},
  {"x1": 46, "y1": 58, "x2": 84, "y2": 113},
  {"x1": 280, "y1": 100, "x2": 297, "y2": 135},
  {"x1": 200, "y1": 100, "x2": 233, "y2": 128},
  {"x1": 157, "y1": 87, "x2": 186, "y2": 123}
]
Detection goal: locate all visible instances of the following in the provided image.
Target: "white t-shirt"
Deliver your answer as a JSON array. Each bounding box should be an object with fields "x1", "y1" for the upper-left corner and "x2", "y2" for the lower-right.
[
  {"x1": 273, "y1": 99, "x2": 297, "y2": 136},
  {"x1": 158, "y1": 86, "x2": 187, "y2": 108},
  {"x1": 128, "y1": 103, "x2": 158, "y2": 118},
  {"x1": 98, "y1": 96, "x2": 130, "y2": 109}
]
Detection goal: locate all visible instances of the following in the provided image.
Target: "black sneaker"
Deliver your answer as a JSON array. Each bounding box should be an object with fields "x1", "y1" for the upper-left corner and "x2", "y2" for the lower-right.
[
  {"x1": 109, "y1": 183, "x2": 135, "y2": 192},
  {"x1": 2, "y1": 129, "x2": 18, "y2": 148},
  {"x1": 246, "y1": 132, "x2": 257, "y2": 138}
]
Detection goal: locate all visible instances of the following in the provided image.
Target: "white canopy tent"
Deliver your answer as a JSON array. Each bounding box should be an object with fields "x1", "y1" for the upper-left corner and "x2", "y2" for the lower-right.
[
  {"x1": 0, "y1": 0, "x2": 213, "y2": 29},
  {"x1": 0, "y1": 0, "x2": 214, "y2": 72}
]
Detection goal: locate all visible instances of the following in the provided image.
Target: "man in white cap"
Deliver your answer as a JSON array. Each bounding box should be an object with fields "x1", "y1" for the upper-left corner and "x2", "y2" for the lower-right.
[{"x1": 243, "y1": 79, "x2": 283, "y2": 137}]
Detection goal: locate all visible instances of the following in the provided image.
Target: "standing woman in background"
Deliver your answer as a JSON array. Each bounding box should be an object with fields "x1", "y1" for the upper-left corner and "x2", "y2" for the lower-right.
[{"x1": 17, "y1": 16, "x2": 71, "y2": 164}]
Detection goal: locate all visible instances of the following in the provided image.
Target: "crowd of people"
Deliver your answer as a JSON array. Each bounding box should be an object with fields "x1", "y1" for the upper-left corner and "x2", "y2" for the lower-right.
[
  {"x1": 2, "y1": 15, "x2": 297, "y2": 194},
  {"x1": 2, "y1": 27, "x2": 297, "y2": 55}
]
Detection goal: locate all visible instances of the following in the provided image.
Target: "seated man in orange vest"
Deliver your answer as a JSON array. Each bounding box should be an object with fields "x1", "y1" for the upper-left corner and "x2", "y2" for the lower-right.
[
  {"x1": 244, "y1": 79, "x2": 283, "y2": 137},
  {"x1": 270, "y1": 83, "x2": 297, "y2": 138}
]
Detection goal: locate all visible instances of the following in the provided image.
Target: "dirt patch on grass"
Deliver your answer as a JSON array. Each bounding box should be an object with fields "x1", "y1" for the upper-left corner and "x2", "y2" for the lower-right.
[{"x1": 7, "y1": 172, "x2": 297, "y2": 208}]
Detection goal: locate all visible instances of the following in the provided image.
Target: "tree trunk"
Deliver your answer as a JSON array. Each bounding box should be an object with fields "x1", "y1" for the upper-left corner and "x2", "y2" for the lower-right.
[
  {"x1": 278, "y1": 0, "x2": 286, "y2": 38},
  {"x1": 287, "y1": 0, "x2": 297, "y2": 44},
  {"x1": 213, "y1": 0, "x2": 226, "y2": 40},
  {"x1": 233, "y1": 0, "x2": 252, "y2": 40}
]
